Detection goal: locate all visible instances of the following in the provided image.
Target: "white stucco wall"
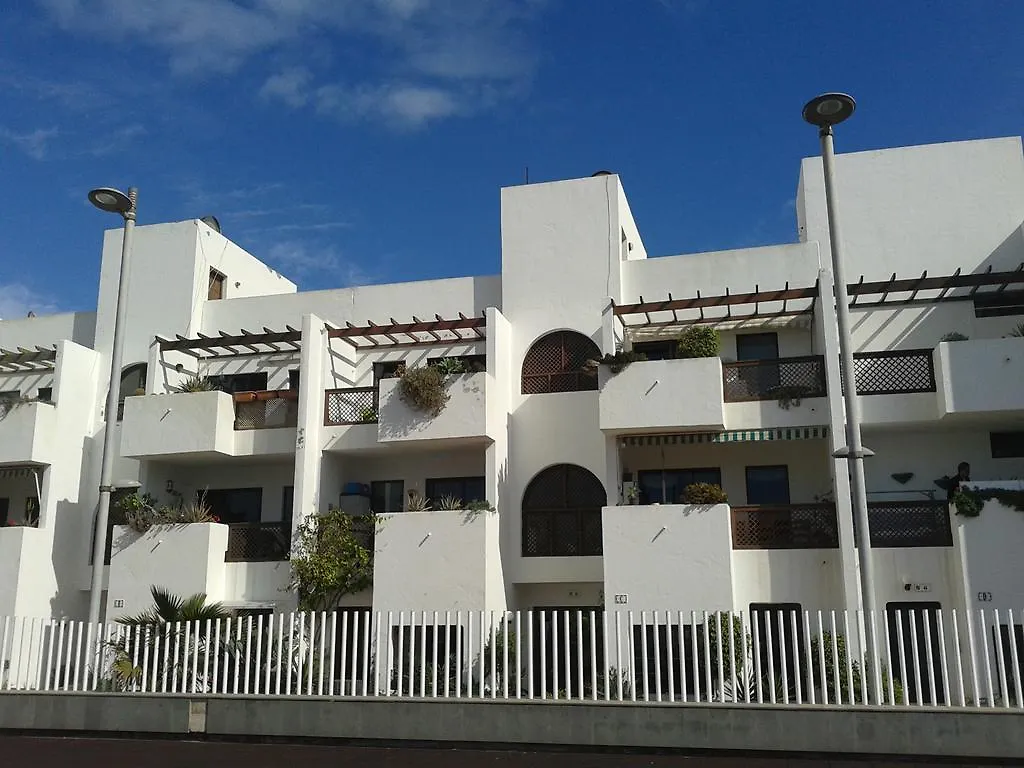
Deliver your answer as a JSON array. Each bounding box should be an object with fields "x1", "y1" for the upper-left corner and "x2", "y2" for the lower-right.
[
  {"x1": 936, "y1": 338, "x2": 1024, "y2": 419},
  {"x1": 599, "y1": 358, "x2": 725, "y2": 434},
  {"x1": 106, "y1": 522, "x2": 229, "y2": 620},
  {"x1": 377, "y1": 373, "x2": 487, "y2": 444},
  {"x1": 120, "y1": 390, "x2": 235, "y2": 458},
  {"x1": 603, "y1": 504, "x2": 733, "y2": 614},
  {"x1": 956, "y1": 485, "x2": 1024, "y2": 612}
]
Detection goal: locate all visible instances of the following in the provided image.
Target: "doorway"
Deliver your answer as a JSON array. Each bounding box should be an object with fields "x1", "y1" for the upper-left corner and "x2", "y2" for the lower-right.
[{"x1": 885, "y1": 602, "x2": 945, "y2": 704}]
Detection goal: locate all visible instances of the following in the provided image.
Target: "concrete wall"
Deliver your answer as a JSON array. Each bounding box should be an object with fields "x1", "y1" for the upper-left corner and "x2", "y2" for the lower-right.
[
  {"x1": 377, "y1": 373, "x2": 487, "y2": 444},
  {"x1": 936, "y1": 338, "x2": 1024, "y2": 419},
  {"x1": 121, "y1": 391, "x2": 235, "y2": 458},
  {"x1": 602, "y1": 504, "x2": 733, "y2": 614},
  {"x1": 107, "y1": 523, "x2": 229, "y2": 620},
  {"x1": 731, "y1": 550, "x2": 843, "y2": 612},
  {"x1": 957, "y1": 484, "x2": 1024, "y2": 612}
]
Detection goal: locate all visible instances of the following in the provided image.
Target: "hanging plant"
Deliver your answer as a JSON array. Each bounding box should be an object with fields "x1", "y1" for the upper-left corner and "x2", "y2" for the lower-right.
[
  {"x1": 953, "y1": 487, "x2": 1024, "y2": 517},
  {"x1": 585, "y1": 350, "x2": 647, "y2": 375},
  {"x1": 398, "y1": 365, "x2": 450, "y2": 416}
]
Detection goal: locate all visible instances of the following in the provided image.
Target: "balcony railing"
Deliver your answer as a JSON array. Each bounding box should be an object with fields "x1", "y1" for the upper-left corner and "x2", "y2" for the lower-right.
[
  {"x1": 731, "y1": 504, "x2": 839, "y2": 549},
  {"x1": 324, "y1": 387, "x2": 378, "y2": 426},
  {"x1": 722, "y1": 356, "x2": 827, "y2": 403},
  {"x1": 850, "y1": 349, "x2": 936, "y2": 395},
  {"x1": 860, "y1": 500, "x2": 953, "y2": 548},
  {"x1": 233, "y1": 390, "x2": 298, "y2": 430},
  {"x1": 225, "y1": 522, "x2": 291, "y2": 562}
]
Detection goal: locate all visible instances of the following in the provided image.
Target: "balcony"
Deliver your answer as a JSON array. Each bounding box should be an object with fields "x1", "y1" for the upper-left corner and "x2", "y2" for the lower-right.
[
  {"x1": 722, "y1": 356, "x2": 828, "y2": 429},
  {"x1": 377, "y1": 372, "x2": 488, "y2": 445},
  {"x1": 935, "y1": 338, "x2": 1024, "y2": 419},
  {"x1": 730, "y1": 504, "x2": 840, "y2": 549},
  {"x1": 848, "y1": 348, "x2": 939, "y2": 425},
  {"x1": 858, "y1": 500, "x2": 952, "y2": 548},
  {"x1": 0, "y1": 400, "x2": 57, "y2": 466},
  {"x1": 121, "y1": 389, "x2": 296, "y2": 459},
  {"x1": 599, "y1": 357, "x2": 725, "y2": 434}
]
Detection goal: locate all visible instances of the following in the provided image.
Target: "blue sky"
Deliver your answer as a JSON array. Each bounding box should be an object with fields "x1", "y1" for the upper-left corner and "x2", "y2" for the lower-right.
[{"x1": 1, "y1": 0, "x2": 1023, "y2": 317}]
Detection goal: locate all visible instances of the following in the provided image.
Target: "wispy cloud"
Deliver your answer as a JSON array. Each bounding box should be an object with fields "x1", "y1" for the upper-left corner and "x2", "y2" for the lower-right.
[
  {"x1": 0, "y1": 283, "x2": 60, "y2": 319},
  {"x1": 264, "y1": 241, "x2": 376, "y2": 286},
  {"x1": 38, "y1": 0, "x2": 545, "y2": 127},
  {"x1": 0, "y1": 126, "x2": 59, "y2": 160}
]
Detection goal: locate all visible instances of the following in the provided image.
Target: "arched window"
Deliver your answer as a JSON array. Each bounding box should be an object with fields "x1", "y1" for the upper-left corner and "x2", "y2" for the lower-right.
[
  {"x1": 117, "y1": 362, "x2": 148, "y2": 420},
  {"x1": 522, "y1": 464, "x2": 606, "y2": 557},
  {"x1": 521, "y1": 330, "x2": 601, "y2": 394}
]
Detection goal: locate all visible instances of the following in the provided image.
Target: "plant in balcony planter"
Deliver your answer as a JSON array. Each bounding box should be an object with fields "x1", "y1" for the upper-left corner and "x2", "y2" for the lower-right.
[
  {"x1": 406, "y1": 490, "x2": 431, "y2": 512},
  {"x1": 434, "y1": 356, "x2": 468, "y2": 376},
  {"x1": 940, "y1": 331, "x2": 969, "y2": 342},
  {"x1": 398, "y1": 364, "x2": 450, "y2": 417},
  {"x1": 677, "y1": 326, "x2": 720, "y2": 359},
  {"x1": 289, "y1": 506, "x2": 378, "y2": 612},
  {"x1": 681, "y1": 482, "x2": 728, "y2": 505},
  {"x1": 179, "y1": 374, "x2": 214, "y2": 392},
  {"x1": 359, "y1": 406, "x2": 378, "y2": 423},
  {"x1": 588, "y1": 349, "x2": 647, "y2": 375},
  {"x1": 1007, "y1": 322, "x2": 1024, "y2": 338},
  {"x1": 771, "y1": 384, "x2": 812, "y2": 410},
  {"x1": 437, "y1": 494, "x2": 463, "y2": 511}
]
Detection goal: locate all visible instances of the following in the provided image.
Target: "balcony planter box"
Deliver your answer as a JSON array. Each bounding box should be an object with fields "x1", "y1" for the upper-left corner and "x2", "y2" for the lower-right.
[
  {"x1": 121, "y1": 391, "x2": 235, "y2": 458},
  {"x1": 107, "y1": 522, "x2": 228, "y2": 620},
  {"x1": 0, "y1": 401, "x2": 57, "y2": 465},
  {"x1": 377, "y1": 372, "x2": 488, "y2": 444},
  {"x1": 936, "y1": 338, "x2": 1024, "y2": 418}
]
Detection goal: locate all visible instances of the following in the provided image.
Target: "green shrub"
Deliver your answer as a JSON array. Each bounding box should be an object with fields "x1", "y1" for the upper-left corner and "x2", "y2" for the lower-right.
[
  {"x1": 940, "y1": 331, "x2": 968, "y2": 342},
  {"x1": 677, "y1": 327, "x2": 720, "y2": 359},
  {"x1": 682, "y1": 482, "x2": 728, "y2": 505},
  {"x1": 810, "y1": 631, "x2": 904, "y2": 705},
  {"x1": 398, "y1": 365, "x2": 450, "y2": 416}
]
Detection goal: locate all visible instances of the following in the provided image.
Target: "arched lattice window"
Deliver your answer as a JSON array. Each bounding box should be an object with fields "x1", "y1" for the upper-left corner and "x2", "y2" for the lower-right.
[
  {"x1": 117, "y1": 362, "x2": 148, "y2": 420},
  {"x1": 522, "y1": 464, "x2": 606, "y2": 557},
  {"x1": 521, "y1": 330, "x2": 601, "y2": 394}
]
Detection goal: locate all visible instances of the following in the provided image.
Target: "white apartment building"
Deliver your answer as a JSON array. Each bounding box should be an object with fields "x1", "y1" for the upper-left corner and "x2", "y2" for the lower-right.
[{"x1": 2, "y1": 136, "x2": 1024, "y2": 682}]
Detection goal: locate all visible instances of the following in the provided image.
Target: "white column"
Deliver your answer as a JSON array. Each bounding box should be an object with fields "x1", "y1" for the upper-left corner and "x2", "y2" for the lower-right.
[{"x1": 292, "y1": 313, "x2": 327, "y2": 545}]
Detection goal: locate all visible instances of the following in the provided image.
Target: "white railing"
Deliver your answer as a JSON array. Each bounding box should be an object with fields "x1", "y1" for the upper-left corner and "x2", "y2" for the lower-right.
[{"x1": 1, "y1": 608, "x2": 1022, "y2": 708}]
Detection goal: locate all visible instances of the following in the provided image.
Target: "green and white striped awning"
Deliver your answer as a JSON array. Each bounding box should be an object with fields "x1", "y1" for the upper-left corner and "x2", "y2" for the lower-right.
[{"x1": 620, "y1": 426, "x2": 829, "y2": 447}]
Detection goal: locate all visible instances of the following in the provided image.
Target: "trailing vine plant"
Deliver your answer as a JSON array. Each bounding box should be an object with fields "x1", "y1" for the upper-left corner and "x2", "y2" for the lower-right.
[{"x1": 952, "y1": 487, "x2": 1024, "y2": 518}]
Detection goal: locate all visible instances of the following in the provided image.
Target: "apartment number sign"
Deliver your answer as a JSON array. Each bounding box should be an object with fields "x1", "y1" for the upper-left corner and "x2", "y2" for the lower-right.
[
  {"x1": 977, "y1": 591, "x2": 993, "y2": 602},
  {"x1": 613, "y1": 594, "x2": 628, "y2": 605}
]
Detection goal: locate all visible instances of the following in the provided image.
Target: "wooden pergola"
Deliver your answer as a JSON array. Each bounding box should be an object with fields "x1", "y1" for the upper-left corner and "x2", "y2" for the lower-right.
[
  {"x1": 847, "y1": 264, "x2": 1024, "y2": 308},
  {"x1": 0, "y1": 345, "x2": 57, "y2": 373},
  {"x1": 326, "y1": 313, "x2": 486, "y2": 349},
  {"x1": 155, "y1": 327, "x2": 301, "y2": 359}
]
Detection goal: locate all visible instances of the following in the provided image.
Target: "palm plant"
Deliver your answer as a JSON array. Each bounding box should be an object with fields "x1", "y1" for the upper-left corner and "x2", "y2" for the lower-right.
[
  {"x1": 1008, "y1": 322, "x2": 1024, "y2": 338},
  {"x1": 107, "y1": 586, "x2": 233, "y2": 692}
]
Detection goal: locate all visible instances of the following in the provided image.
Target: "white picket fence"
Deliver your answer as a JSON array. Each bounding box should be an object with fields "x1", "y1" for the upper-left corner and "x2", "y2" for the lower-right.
[{"x1": 1, "y1": 608, "x2": 1022, "y2": 709}]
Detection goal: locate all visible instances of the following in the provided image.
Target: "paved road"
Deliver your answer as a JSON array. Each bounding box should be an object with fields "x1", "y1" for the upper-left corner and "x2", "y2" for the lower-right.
[{"x1": 0, "y1": 735, "x2": 1008, "y2": 767}]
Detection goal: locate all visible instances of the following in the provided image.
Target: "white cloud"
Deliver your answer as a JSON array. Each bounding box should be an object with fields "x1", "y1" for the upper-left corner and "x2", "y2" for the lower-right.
[
  {"x1": 315, "y1": 82, "x2": 461, "y2": 128},
  {"x1": 0, "y1": 283, "x2": 59, "y2": 320},
  {"x1": 265, "y1": 241, "x2": 375, "y2": 286},
  {"x1": 0, "y1": 126, "x2": 59, "y2": 160},
  {"x1": 37, "y1": 0, "x2": 545, "y2": 125},
  {"x1": 259, "y1": 67, "x2": 311, "y2": 108}
]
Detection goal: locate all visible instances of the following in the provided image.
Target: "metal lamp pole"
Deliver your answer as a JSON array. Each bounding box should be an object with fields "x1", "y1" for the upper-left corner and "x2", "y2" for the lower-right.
[
  {"x1": 86, "y1": 186, "x2": 138, "y2": 629},
  {"x1": 802, "y1": 94, "x2": 880, "y2": 702}
]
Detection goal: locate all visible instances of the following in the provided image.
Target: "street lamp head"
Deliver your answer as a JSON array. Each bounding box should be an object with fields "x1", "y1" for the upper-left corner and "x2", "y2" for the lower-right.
[
  {"x1": 802, "y1": 93, "x2": 856, "y2": 128},
  {"x1": 88, "y1": 187, "x2": 133, "y2": 215}
]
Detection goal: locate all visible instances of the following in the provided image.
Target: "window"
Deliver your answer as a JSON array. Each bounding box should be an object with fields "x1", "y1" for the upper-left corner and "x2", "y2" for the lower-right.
[
  {"x1": 991, "y1": 431, "x2": 1024, "y2": 459},
  {"x1": 522, "y1": 464, "x2": 606, "y2": 556},
  {"x1": 736, "y1": 333, "x2": 779, "y2": 361},
  {"x1": 371, "y1": 480, "x2": 405, "y2": 513},
  {"x1": 281, "y1": 486, "x2": 294, "y2": 524},
  {"x1": 0, "y1": 498, "x2": 8, "y2": 526},
  {"x1": 425, "y1": 476, "x2": 485, "y2": 507},
  {"x1": 37, "y1": 387, "x2": 52, "y2": 402},
  {"x1": 974, "y1": 291, "x2": 1024, "y2": 318},
  {"x1": 637, "y1": 468, "x2": 721, "y2": 505},
  {"x1": 632, "y1": 340, "x2": 677, "y2": 361},
  {"x1": 373, "y1": 361, "x2": 405, "y2": 382},
  {"x1": 288, "y1": 370, "x2": 300, "y2": 390},
  {"x1": 521, "y1": 330, "x2": 601, "y2": 394},
  {"x1": 745, "y1": 465, "x2": 790, "y2": 505},
  {"x1": 0, "y1": 390, "x2": 19, "y2": 417},
  {"x1": 117, "y1": 363, "x2": 148, "y2": 419},
  {"x1": 208, "y1": 269, "x2": 226, "y2": 300},
  {"x1": 203, "y1": 488, "x2": 262, "y2": 524},
  {"x1": 208, "y1": 371, "x2": 268, "y2": 394}
]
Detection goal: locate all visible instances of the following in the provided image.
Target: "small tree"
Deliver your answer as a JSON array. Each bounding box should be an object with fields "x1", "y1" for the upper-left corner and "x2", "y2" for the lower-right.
[{"x1": 289, "y1": 507, "x2": 377, "y2": 612}]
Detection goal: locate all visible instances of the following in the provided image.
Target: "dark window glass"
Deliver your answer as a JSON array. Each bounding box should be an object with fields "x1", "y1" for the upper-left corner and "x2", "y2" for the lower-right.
[
  {"x1": 736, "y1": 333, "x2": 779, "y2": 361},
  {"x1": 637, "y1": 468, "x2": 722, "y2": 505},
  {"x1": 750, "y1": 603, "x2": 805, "y2": 698},
  {"x1": 745, "y1": 466, "x2": 790, "y2": 505},
  {"x1": 117, "y1": 363, "x2": 148, "y2": 420},
  {"x1": 991, "y1": 431, "x2": 1024, "y2": 459},
  {"x1": 203, "y1": 488, "x2": 263, "y2": 524},
  {"x1": 37, "y1": 387, "x2": 53, "y2": 402},
  {"x1": 426, "y1": 354, "x2": 487, "y2": 372},
  {"x1": 371, "y1": 480, "x2": 405, "y2": 513},
  {"x1": 0, "y1": 498, "x2": 8, "y2": 526},
  {"x1": 373, "y1": 361, "x2": 405, "y2": 382},
  {"x1": 632, "y1": 340, "x2": 676, "y2": 361},
  {"x1": 288, "y1": 370, "x2": 300, "y2": 389},
  {"x1": 425, "y1": 476, "x2": 485, "y2": 507},
  {"x1": 208, "y1": 372, "x2": 268, "y2": 394},
  {"x1": 974, "y1": 291, "x2": 1024, "y2": 318},
  {"x1": 281, "y1": 486, "x2": 294, "y2": 524}
]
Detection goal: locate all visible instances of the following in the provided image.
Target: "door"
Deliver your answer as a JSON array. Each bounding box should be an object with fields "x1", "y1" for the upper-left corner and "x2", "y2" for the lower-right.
[
  {"x1": 531, "y1": 607, "x2": 604, "y2": 697},
  {"x1": 745, "y1": 465, "x2": 790, "y2": 505},
  {"x1": 750, "y1": 603, "x2": 805, "y2": 699},
  {"x1": 736, "y1": 333, "x2": 780, "y2": 397},
  {"x1": 886, "y1": 602, "x2": 945, "y2": 704}
]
